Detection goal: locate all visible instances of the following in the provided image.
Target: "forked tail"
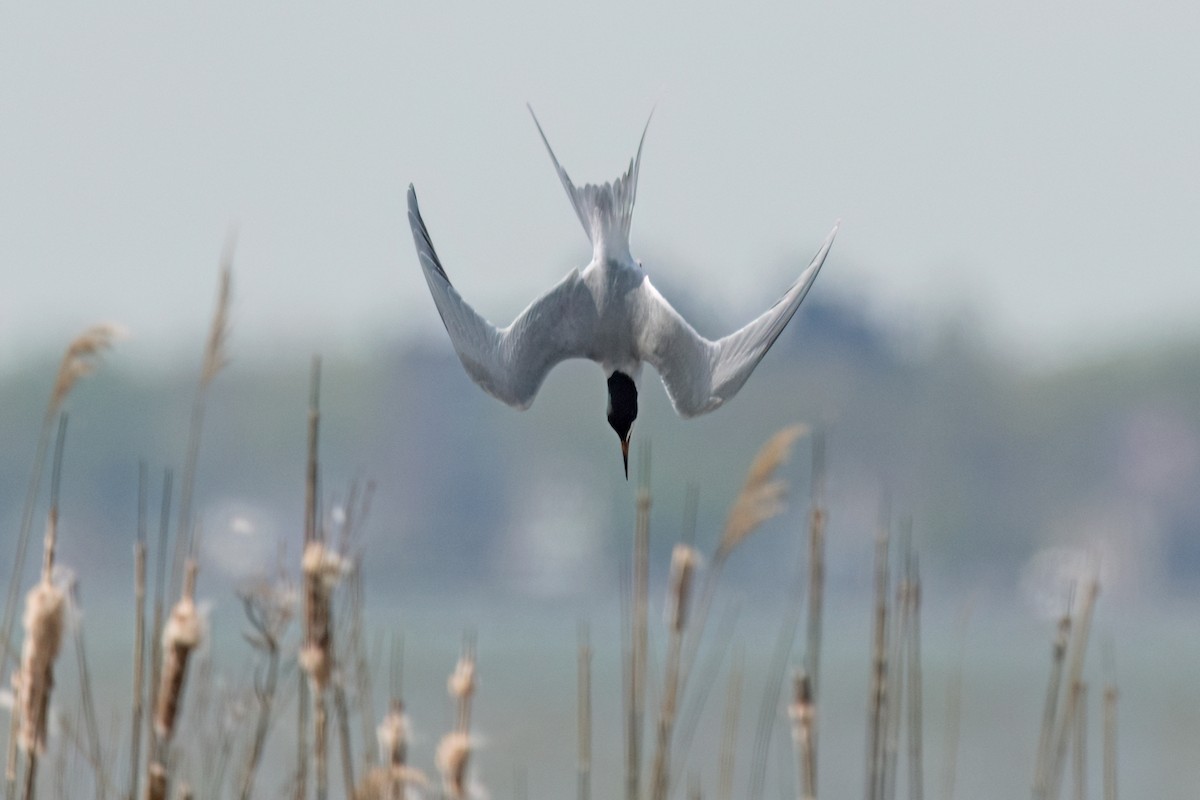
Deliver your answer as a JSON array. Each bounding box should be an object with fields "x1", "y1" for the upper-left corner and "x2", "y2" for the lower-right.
[{"x1": 528, "y1": 105, "x2": 651, "y2": 261}]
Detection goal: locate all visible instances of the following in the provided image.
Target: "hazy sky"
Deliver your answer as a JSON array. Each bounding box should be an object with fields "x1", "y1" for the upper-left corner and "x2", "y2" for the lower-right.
[{"x1": 2, "y1": 3, "x2": 1198, "y2": 370}]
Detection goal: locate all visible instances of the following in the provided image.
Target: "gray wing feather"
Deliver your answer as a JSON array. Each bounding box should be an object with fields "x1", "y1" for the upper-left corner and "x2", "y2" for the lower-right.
[
  {"x1": 637, "y1": 223, "x2": 839, "y2": 417},
  {"x1": 407, "y1": 185, "x2": 597, "y2": 409}
]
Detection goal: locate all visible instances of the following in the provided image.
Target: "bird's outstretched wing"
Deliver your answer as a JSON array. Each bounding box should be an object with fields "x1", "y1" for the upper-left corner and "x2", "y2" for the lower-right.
[
  {"x1": 636, "y1": 223, "x2": 839, "y2": 417},
  {"x1": 408, "y1": 185, "x2": 599, "y2": 409}
]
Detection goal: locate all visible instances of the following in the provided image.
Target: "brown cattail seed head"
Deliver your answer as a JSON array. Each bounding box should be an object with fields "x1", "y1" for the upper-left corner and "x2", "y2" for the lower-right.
[
  {"x1": 377, "y1": 701, "x2": 409, "y2": 766},
  {"x1": 17, "y1": 580, "x2": 67, "y2": 753},
  {"x1": 448, "y1": 657, "x2": 476, "y2": 700},
  {"x1": 436, "y1": 731, "x2": 471, "y2": 799},
  {"x1": 154, "y1": 592, "x2": 204, "y2": 740},
  {"x1": 667, "y1": 544, "x2": 700, "y2": 632}
]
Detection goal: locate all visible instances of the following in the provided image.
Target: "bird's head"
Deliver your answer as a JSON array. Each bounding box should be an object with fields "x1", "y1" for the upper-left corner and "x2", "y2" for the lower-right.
[{"x1": 606, "y1": 371, "x2": 639, "y2": 479}]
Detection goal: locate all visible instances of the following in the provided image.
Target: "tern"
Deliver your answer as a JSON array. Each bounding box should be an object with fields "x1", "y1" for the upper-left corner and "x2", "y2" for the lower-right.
[{"x1": 407, "y1": 108, "x2": 838, "y2": 477}]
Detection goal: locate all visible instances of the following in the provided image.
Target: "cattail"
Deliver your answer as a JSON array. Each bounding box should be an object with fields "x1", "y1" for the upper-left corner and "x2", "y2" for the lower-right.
[
  {"x1": 154, "y1": 560, "x2": 204, "y2": 741},
  {"x1": 448, "y1": 657, "x2": 476, "y2": 702},
  {"x1": 0, "y1": 322, "x2": 121, "y2": 761},
  {"x1": 146, "y1": 763, "x2": 168, "y2": 800},
  {"x1": 649, "y1": 543, "x2": 701, "y2": 800},
  {"x1": 377, "y1": 701, "x2": 408, "y2": 769},
  {"x1": 436, "y1": 732, "x2": 471, "y2": 799},
  {"x1": 16, "y1": 577, "x2": 66, "y2": 755},
  {"x1": 667, "y1": 544, "x2": 699, "y2": 633},
  {"x1": 354, "y1": 765, "x2": 428, "y2": 800},
  {"x1": 300, "y1": 541, "x2": 348, "y2": 695},
  {"x1": 788, "y1": 671, "x2": 815, "y2": 800}
]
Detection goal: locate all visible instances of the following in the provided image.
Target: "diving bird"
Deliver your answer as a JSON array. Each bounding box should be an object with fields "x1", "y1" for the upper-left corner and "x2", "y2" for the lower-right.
[{"x1": 407, "y1": 108, "x2": 838, "y2": 477}]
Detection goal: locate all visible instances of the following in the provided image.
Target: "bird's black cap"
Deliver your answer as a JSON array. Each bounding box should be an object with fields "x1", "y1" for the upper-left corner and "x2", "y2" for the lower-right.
[{"x1": 607, "y1": 372, "x2": 638, "y2": 478}]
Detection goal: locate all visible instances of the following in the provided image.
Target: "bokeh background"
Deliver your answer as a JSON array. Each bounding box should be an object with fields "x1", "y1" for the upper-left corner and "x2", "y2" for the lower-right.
[{"x1": 2, "y1": 4, "x2": 1198, "y2": 798}]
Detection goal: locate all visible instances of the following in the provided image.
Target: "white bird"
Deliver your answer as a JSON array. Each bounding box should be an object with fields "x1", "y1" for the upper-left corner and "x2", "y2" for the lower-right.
[{"x1": 407, "y1": 108, "x2": 839, "y2": 477}]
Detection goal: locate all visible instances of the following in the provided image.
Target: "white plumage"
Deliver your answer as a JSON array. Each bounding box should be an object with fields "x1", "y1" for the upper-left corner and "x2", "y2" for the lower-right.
[{"x1": 407, "y1": 108, "x2": 838, "y2": 432}]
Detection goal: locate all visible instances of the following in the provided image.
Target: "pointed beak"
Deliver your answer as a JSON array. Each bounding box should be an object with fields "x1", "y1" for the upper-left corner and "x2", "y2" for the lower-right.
[{"x1": 621, "y1": 437, "x2": 631, "y2": 480}]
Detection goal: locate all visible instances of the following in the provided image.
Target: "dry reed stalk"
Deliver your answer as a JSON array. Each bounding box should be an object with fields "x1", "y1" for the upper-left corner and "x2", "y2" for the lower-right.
[
  {"x1": 130, "y1": 464, "x2": 148, "y2": 800},
  {"x1": 70, "y1": 583, "x2": 108, "y2": 800},
  {"x1": 1103, "y1": 685, "x2": 1117, "y2": 800},
  {"x1": 578, "y1": 624, "x2": 591, "y2": 800},
  {"x1": 801, "y1": 432, "x2": 826, "y2": 800},
  {"x1": 649, "y1": 544, "x2": 699, "y2": 800},
  {"x1": 171, "y1": 251, "x2": 233, "y2": 601},
  {"x1": 1046, "y1": 578, "x2": 1099, "y2": 800},
  {"x1": 788, "y1": 671, "x2": 815, "y2": 800},
  {"x1": 865, "y1": 523, "x2": 890, "y2": 800},
  {"x1": 296, "y1": 670, "x2": 310, "y2": 800},
  {"x1": 1033, "y1": 613, "x2": 1072, "y2": 799},
  {"x1": 716, "y1": 653, "x2": 743, "y2": 800},
  {"x1": 1071, "y1": 681, "x2": 1087, "y2": 800},
  {"x1": 147, "y1": 470, "x2": 173, "y2": 769},
  {"x1": 675, "y1": 425, "x2": 806, "y2": 781},
  {"x1": 333, "y1": 681, "x2": 357, "y2": 800},
  {"x1": 882, "y1": 571, "x2": 911, "y2": 800},
  {"x1": 376, "y1": 701, "x2": 409, "y2": 800},
  {"x1": 626, "y1": 447, "x2": 651, "y2": 800},
  {"x1": 747, "y1": 609, "x2": 799, "y2": 800},
  {"x1": 905, "y1": 553, "x2": 924, "y2": 800},
  {"x1": 237, "y1": 578, "x2": 294, "y2": 800},
  {"x1": 675, "y1": 606, "x2": 739, "y2": 770},
  {"x1": 939, "y1": 607, "x2": 970, "y2": 800},
  {"x1": 1, "y1": 324, "x2": 119, "y2": 797}
]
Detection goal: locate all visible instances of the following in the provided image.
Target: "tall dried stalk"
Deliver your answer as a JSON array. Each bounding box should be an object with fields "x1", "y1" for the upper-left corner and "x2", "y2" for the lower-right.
[
  {"x1": 802, "y1": 431, "x2": 826, "y2": 798},
  {"x1": 626, "y1": 447, "x2": 651, "y2": 800},
  {"x1": 171, "y1": 251, "x2": 233, "y2": 602},
  {"x1": 649, "y1": 543, "x2": 698, "y2": 800},
  {"x1": 437, "y1": 642, "x2": 476, "y2": 800},
  {"x1": 130, "y1": 464, "x2": 148, "y2": 800},
  {"x1": 578, "y1": 624, "x2": 592, "y2": 800},
  {"x1": 939, "y1": 609, "x2": 969, "y2": 800},
  {"x1": 1046, "y1": 579, "x2": 1099, "y2": 800},
  {"x1": 1033, "y1": 613, "x2": 1072, "y2": 798},
  {"x1": 716, "y1": 653, "x2": 743, "y2": 800},
  {"x1": 237, "y1": 578, "x2": 294, "y2": 800},
  {"x1": 865, "y1": 523, "x2": 890, "y2": 800},
  {"x1": 788, "y1": 671, "x2": 815, "y2": 800},
  {"x1": 1071, "y1": 682, "x2": 1087, "y2": 800},
  {"x1": 905, "y1": 553, "x2": 924, "y2": 800},
  {"x1": 1103, "y1": 685, "x2": 1117, "y2": 800},
  {"x1": 147, "y1": 470, "x2": 173, "y2": 770},
  {"x1": 675, "y1": 425, "x2": 807, "y2": 778},
  {"x1": 882, "y1": 566, "x2": 911, "y2": 800},
  {"x1": 2, "y1": 325, "x2": 118, "y2": 799},
  {"x1": 70, "y1": 583, "x2": 107, "y2": 800}
]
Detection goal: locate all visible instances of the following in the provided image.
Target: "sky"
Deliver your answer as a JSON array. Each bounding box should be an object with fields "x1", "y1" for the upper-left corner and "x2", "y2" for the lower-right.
[{"x1": 2, "y1": 3, "x2": 1198, "y2": 371}]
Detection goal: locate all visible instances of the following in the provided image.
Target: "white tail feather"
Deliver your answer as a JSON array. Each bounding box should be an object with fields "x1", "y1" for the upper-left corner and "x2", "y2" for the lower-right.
[{"x1": 528, "y1": 106, "x2": 651, "y2": 261}]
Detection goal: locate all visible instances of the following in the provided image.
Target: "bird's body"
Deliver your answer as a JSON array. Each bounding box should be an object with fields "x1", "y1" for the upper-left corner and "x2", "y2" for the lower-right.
[{"x1": 407, "y1": 108, "x2": 838, "y2": 474}]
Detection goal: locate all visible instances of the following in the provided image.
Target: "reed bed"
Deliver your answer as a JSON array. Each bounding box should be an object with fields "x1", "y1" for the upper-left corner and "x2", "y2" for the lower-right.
[{"x1": 0, "y1": 276, "x2": 1129, "y2": 800}]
